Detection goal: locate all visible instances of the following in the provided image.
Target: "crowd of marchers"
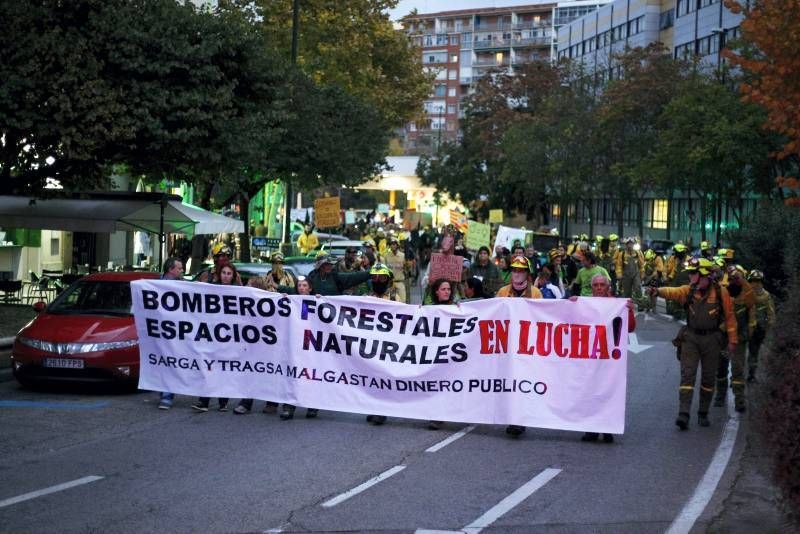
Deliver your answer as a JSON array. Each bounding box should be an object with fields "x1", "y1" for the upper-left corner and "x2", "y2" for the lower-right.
[{"x1": 156, "y1": 225, "x2": 774, "y2": 441}]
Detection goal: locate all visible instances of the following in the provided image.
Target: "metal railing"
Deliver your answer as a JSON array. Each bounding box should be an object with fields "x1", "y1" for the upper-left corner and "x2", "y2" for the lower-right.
[{"x1": 473, "y1": 38, "x2": 511, "y2": 49}]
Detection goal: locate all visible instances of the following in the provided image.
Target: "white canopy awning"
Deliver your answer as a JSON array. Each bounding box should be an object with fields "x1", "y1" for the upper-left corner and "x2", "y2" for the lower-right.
[
  {"x1": 354, "y1": 156, "x2": 436, "y2": 192},
  {"x1": 0, "y1": 194, "x2": 243, "y2": 235}
]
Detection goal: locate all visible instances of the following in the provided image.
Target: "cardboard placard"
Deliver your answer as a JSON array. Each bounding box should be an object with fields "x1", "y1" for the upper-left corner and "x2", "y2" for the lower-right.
[
  {"x1": 489, "y1": 209, "x2": 504, "y2": 223},
  {"x1": 403, "y1": 211, "x2": 422, "y2": 230},
  {"x1": 428, "y1": 252, "x2": 464, "y2": 283},
  {"x1": 314, "y1": 197, "x2": 341, "y2": 228},
  {"x1": 465, "y1": 220, "x2": 491, "y2": 251}
]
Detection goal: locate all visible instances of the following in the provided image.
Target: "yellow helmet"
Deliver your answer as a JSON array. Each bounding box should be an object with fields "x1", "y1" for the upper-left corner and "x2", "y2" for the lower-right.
[
  {"x1": 595, "y1": 235, "x2": 604, "y2": 243},
  {"x1": 608, "y1": 234, "x2": 619, "y2": 242},
  {"x1": 211, "y1": 243, "x2": 231, "y2": 256},
  {"x1": 674, "y1": 244, "x2": 687, "y2": 253},
  {"x1": 748, "y1": 269, "x2": 764, "y2": 282},
  {"x1": 579, "y1": 233, "x2": 589, "y2": 241},
  {"x1": 369, "y1": 263, "x2": 392, "y2": 277},
  {"x1": 700, "y1": 241, "x2": 710, "y2": 250},
  {"x1": 510, "y1": 255, "x2": 531, "y2": 270},
  {"x1": 686, "y1": 257, "x2": 714, "y2": 275},
  {"x1": 644, "y1": 249, "x2": 656, "y2": 260}
]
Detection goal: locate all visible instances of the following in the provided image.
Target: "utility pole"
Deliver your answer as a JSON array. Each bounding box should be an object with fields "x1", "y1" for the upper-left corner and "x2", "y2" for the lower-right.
[{"x1": 282, "y1": 0, "x2": 300, "y2": 255}]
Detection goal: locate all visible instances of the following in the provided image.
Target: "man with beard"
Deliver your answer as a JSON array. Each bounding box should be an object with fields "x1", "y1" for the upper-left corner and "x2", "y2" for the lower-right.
[
  {"x1": 266, "y1": 252, "x2": 296, "y2": 287},
  {"x1": 715, "y1": 264, "x2": 755, "y2": 412}
]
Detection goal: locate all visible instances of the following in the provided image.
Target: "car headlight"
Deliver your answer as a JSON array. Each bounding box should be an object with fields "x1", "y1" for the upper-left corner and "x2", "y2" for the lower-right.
[{"x1": 16, "y1": 336, "x2": 138, "y2": 354}]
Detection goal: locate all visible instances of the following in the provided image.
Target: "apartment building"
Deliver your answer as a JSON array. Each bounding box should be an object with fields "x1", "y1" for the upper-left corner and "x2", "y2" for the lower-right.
[
  {"x1": 556, "y1": 0, "x2": 744, "y2": 77},
  {"x1": 400, "y1": 2, "x2": 612, "y2": 155}
]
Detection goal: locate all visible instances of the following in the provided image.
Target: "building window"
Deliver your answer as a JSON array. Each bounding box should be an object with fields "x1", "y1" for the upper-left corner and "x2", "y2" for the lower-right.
[
  {"x1": 651, "y1": 199, "x2": 668, "y2": 229},
  {"x1": 659, "y1": 9, "x2": 674, "y2": 30},
  {"x1": 436, "y1": 34, "x2": 449, "y2": 45},
  {"x1": 449, "y1": 34, "x2": 459, "y2": 45},
  {"x1": 424, "y1": 35, "x2": 433, "y2": 46},
  {"x1": 448, "y1": 69, "x2": 457, "y2": 80},
  {"x1": 448, "y1": 87, "x2": 456, "y2": 97},
  {"x1": 451, "y1": 54, "x2": 458, "y2": 63},
  {"x1": 447, "y1": 104, "x2": 456, "y2": 114},
  {"x1": 50, "y1": 237, "x2": 60, "y2": 256},
  {"x1": 434, "y1": 85, "x2": 446, "y2": 97},
  {"x1": 409, "y1": 122, "x2": 417, "y2": 132}
]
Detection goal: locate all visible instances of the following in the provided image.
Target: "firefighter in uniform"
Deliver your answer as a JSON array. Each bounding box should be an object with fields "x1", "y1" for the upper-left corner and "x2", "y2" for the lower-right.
[
  {"x1": 383, "y1": 237, "x2": 407, "y2": 303},
  {"x1": 650, "y1": 258, "x2": 737, "y2": 429},
  {"x1": 642, "y1": 249, "x2": 664, "y2": 312},
  {"x1": 365, "y1": 264, "x2": 399, "y2": 426},
  {"x1": 615, "y1": 237, "x2": 645, "y2": 299},
  {"x1": 715, "y1": 264, "x2": 756, "y2": 411},
  {"x1": 496, "y1": 255, "x2": 543, "y2": 436},
  {"x1": 746, "y1": 269, "x2": 775, "y2": 382}
]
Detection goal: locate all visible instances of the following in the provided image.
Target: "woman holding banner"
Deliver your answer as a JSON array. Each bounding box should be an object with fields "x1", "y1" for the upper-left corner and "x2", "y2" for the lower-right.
[
  {"x1": 496, "y1": 256, "x2": 543, "y2": 437},
  {"x1": 191, "y1": 264, "x2": 241, "y2": 413},
  {"x1": 427, "y1": 277, "x2": 457, "y2": 430}
]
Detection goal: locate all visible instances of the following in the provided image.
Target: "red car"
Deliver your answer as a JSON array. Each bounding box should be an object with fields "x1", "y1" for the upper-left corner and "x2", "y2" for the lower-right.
[{"x1": 11, "y1": 271, "x2": 159, "y2": 387}]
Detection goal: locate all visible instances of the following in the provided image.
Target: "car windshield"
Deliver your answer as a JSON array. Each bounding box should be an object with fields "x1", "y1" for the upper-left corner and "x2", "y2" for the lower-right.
[{"x1": 48, "y1": 280, "x2": 133, "y2": 316}]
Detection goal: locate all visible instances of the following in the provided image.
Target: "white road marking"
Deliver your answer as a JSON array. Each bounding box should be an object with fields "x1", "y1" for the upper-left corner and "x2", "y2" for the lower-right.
[
  {"x1": 627, "y1": 333, "x2": 654, "y2": 354},
  {"x1": 660, "y1": 313, "x2": 676, "y2": 321},
  {"x1": 0, "y1": 476, "x2": 104, "y2": 508},
  {"x1": 415, "y1": 530, "x2": 461, "y2": 534},
  {"x1": 461, "y1": 468, "x2": 562, "y2": 533},
  {"x1": 321, "y1": 465, "x2": 406, "y2": 508},
  {"x1": 666, "y1": 390, "x2": 739, "y2": 534},
  {"x1": 425, "y1": 425, "x2": 476, "y2": 453}
]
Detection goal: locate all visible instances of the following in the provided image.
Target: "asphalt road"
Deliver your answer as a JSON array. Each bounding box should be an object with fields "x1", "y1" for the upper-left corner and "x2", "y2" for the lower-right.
[{"x1": 0, "y1": 313, "x2": 744, "y2": 533}]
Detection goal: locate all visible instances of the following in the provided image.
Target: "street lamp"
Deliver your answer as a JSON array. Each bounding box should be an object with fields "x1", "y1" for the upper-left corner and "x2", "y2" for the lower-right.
[{"x1": 282, "y1": 0, "x2": 300, "y2": 255}]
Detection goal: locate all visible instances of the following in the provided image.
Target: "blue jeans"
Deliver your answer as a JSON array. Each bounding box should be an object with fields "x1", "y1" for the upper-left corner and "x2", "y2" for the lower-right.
[{"x1": 159, "y1": 392, "x2": 174, "y2": 405}]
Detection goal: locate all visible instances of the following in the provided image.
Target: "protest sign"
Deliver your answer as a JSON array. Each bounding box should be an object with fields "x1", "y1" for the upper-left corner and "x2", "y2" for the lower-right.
[
  {"x1": 403, "y1": 211, "x2": 422, "y2": 231},
  {"x1": 344, "y1": 210, "x2": 356, "y2": 225},
  {"x1": 132, "y1": 280, "x2": 629, "y2": 433},
  {"x1": 428, "y1": 252, "x2": 464, "y2": 283},
  {"x1": 377, "y1": 203, "x2": 390, "y2": 215},
  {"x1": 465, "y1": 220, "x2": 491, "y2": 251},
  {"x1": 489, "y1": 209, "x2": 504, "y2": 223},
  {"x1": 493, "y1": 225, "x2": 532, "y2": 255},
  {"x1": 314, "y1": 197, "x2": 341, "y2": 228}
]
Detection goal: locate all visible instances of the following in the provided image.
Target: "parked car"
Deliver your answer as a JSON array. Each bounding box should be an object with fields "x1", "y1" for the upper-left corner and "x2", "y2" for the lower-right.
[
  {"x1": 192, "y1": 258, "x2": 317, "y2": 285},
  {"x1": 319, "y1": 240, "x2": 367, "y2": 258},
  {"x1": 11, "y1": 272, "x2": 159, "y2": 388},
  {"x1": 646, "y1": 239, "x2": 675, "y2": 257}
]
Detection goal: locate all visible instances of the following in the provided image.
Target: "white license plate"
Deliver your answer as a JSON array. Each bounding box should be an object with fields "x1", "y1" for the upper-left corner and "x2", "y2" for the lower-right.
[{"x1": 43, "y1": 358, "x2": 85, "y2": 369}]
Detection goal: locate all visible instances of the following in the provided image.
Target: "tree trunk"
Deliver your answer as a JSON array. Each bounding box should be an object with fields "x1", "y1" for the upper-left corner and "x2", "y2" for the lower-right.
[
  {"x1": 637, "y1": 197, "x2": 645, "y2": 241},
  {"x1": 666, "y1": 189, "x2": 673, "y2": 240},
  {"x1": 189, "y1": 183, "x2": 214, "y2": 275},
  {"x1": 617, "y1": 200, "x2": 624, "y2": 240}
]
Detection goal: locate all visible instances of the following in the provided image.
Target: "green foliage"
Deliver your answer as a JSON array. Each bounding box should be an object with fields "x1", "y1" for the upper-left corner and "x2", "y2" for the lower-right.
[
  {"x1": 0, "y1": 0, "x2": 290, "y2": 195},
  {"x1": 728, "y1": 203, "x2": 800, "y2": 300},
  {"x1": 246, "y1": 0, "x2": 430, "y2": 127}
]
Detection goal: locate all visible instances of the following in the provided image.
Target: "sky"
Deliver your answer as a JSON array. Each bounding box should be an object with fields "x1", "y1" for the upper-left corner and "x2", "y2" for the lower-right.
[{"x1": 388, "y1": 0, "x2": 551, "y2": 21}]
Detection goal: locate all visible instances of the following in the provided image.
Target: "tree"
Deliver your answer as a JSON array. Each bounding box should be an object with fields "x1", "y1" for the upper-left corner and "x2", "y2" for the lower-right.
[
  {"x1": 724, "y1": 0, "x2": 800, "y2": 205},
  {"x1": 245, "y1": 0, "x2": 430, "y2": 127},
  {"x1": 649, "y1": 73, "x2": 778, "y2": 241},
  {"x1": 0, "y1": 0, "x2": 289, "y2": 196},
  {"x1": 596, "y1": 44, "x2": 692, "y2": 238}
]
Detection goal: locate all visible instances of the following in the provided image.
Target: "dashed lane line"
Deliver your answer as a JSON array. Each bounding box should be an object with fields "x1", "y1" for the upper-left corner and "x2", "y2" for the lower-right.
[
  {"x1": 321, "y1": 465, "x2": 406, "y2": 508},
  {"x1": 425, "y1": 425, "x2": 476, "y2": 453},
  {"x1": 0, "y1": 476, "x2": 104, "y2": 508},
  {"x1": 416, "y1": 468, "x2": 562, "y2": 534},
  {"x1": 666, "y1": 390, "x2": 739, "y2": 534}
]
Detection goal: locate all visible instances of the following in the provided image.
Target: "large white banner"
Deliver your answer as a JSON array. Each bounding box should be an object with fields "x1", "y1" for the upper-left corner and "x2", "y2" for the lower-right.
[{"x1": 132, "y1": 281, "x2": 630, "y2": 433}]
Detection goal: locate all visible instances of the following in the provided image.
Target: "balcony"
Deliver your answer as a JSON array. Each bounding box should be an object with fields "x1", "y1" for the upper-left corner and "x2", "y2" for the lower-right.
[
  {"x1": 512, "y1": 20, "x2": 551, "y2": 30},
  {"x1": 473, "y1": 38, "x2": 511, "y2": 50},
  {"x1": 472, "y1": 58, "x2": 511, "y2": 67},
  {"x1": 512, "y1": 36, "x2": 551, "y2": 47}
]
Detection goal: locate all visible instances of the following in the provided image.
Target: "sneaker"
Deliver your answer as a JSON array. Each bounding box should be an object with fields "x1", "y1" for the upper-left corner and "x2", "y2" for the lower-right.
[
  {"x1": 427, "y1": 420, "x2": 442, "y2": 430},
  {"x1": 581, "y1": 432, "x2": 599, "y2": 442},
  {"x1": 158, "y1": 402, "x2": 171, "y2": 411},
  {"x1": 262, "y1": 403, "x2": 278, "y2": 414},
  {"x1": 280, "y1": 406, "x2": 295, "y2": 420},
  {"x1": 218, "y1": 402, "x2": 229, "y2": 412},
  {"x1": 698, "y1": 413, "x2": 710, "y2": 427},
  {"x1": 505, "y1": 425, "x2": 525, "y2": 437},
  {"x1": 233, "y1": 405, "x2": 249, "y2": 415},
  {"x1": 367, "y1": 415, "x2": 386, "y2": 425},
  {"x1": 602, "y1": 433, "x2": 614, "y2": 443},
  {"x1": 305, "y1": 408, "x2": 318, "y2": 419},
  {"x1": 191, "y1": 403, "x2": 209, "y2": 413},
  {"x1": 675, "y1": 412, "x2": 690, "y2": 430}
]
